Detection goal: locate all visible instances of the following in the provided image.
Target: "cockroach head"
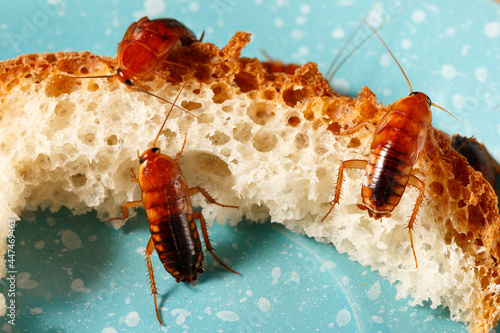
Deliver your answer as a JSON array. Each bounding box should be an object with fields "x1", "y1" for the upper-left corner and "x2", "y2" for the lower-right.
[
  {"x1": 139, "y1": 147, "x2": 161, "y2": 164},
  {"x1": 409, "y1": 92, "x2": 432, "y2": 107},
  {"x1": 116, "y1": 68, "x2": 134, "y2": 86}
]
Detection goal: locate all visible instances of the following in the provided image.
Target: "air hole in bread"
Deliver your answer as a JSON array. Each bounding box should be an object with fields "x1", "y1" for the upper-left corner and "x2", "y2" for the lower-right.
[
  {"x1": 287, "y1": 116, "x2": 300, "y2": 127},
  {"x1": 106, "y1": 135, "x2": 118, "y2": 146},
  {"x1": 54, "y1": 100, "x2": 75, "y2": 117},
  {"x1": 234, "y1": 71, "x2": 258, "y2": 93},
  {"x1": 282, "y1": 87, "x2": 307, "y2": 107},
  {"x1": 429, "y1": 181, "x2": 444, "y2": 196},
  {"x1": 253, "y1": 129, "x2": 277, "y2": 152},
  {"x1": 71, "y1": 173, "x2": 87, "y2": 188},
  {"x1": 294, "y1": 133, "x2": 309, "y2": 149},
  {"x1": 232, "y1": 122, "x2": 253, "y2": 143},
  {"x1": 77, "y1": 129, "x2": 97, "y2": 146},
  {"x1": 211, "y1": 84, "x2": 231, "y2": 104},
  {"x1": 263, "y1": 90, "x2": 275, "y2": 100},
  {"x1": 347, "y1": 137, "x2": 361, "y2": 148},
  {"x1": 87, "y1": 83, "x2": 99, "y2": 92},
  {"x1": 247, "y1": 101, "x2": 275, "y2": 125},
  {"x1": 45, "y1": 75, "x2": 80, "y2": 98},
  {"x1": 207, "y1": 131, "x2": 230, "y2": 146},
  {"x1": 180, "y1": 151, "x2": 232, "y2": 177},
  {"x1": 181, "y1": 100, "x2": 202, "y2": 111}
]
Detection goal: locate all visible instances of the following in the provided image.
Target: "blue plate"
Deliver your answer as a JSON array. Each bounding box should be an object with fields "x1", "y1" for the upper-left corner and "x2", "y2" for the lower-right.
[{"x1": 1, "y1": 1, "x2": 499, "y2": 332}]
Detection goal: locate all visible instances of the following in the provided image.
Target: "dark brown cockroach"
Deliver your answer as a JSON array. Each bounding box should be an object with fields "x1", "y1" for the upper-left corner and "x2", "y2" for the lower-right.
[
  {"x1": 322, "y1": 19, "x2": 460, "y2": 268},
  {"x1": 451, "y1": 134, "x2": 500, "y2": 188},
  {"x1": 111, "y1": 85, "x2": 238, "y2": 325}
]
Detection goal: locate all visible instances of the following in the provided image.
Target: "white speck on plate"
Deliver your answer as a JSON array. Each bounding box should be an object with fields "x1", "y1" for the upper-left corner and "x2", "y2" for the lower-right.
[
  {"x1": 401, "y1": 39, "x2": 412, "y2": 50},
  {"x1": 440, "y1": 64, "x2": 459, "y2": 79},
  {"x1": 172, "y1": 309, "x2": 191, "y2": 325},
  {"x1": 331, "y1": 27, "x2": 345, "y2": 39},
  {"x1": 274, "y1": 18, "x2": 284, "y2": 28},
  {"x1": 30, "y1": 307, "x2": 43, "y2": 315},
  {"x1": 300, "y1": 4, "x2": 311, "y2": 14},
  {"x1": 240, "y1": 297, "x2": 247, "y2": 303},
  {"x1": 424, "y1": 314, "x2": 435, "y2": 322},
  {"x1": 296, "y1": 16, "x2": 306, "y2": 26},
  {"x1": 291, "y1": 29, "x2": 305, "y2": 41},
  {"x1": 58, "y1": 230, "x2": 82, "y2": 250},
  {"x1": 258, "y1": 297, "x2": 271, "y2": 312},
  {"x1": 17, "y1": 272, "x2": 38, "y2": 290},
  {"x1": 246, "y1": 290, "x2": 253, "y2": 297},
  {"x1": 475, "y1": 67, "x2": 488, "y2": 82},
  {"x1": 367, "y1": 281, "x2": 381, "y2": 300},
  {"x1": 336, "y1": 309, "x2": 351, "y2": 327},
  {"x1": 379, "y1": 53, "x2": 391, "y2": 67},
  {"x1": 204, "y1": 307, "x2": 212, "y2": 315},
  {"x1": 144, "y1": 0, "x2": 165, "y2": 16},
  {"x1": 341, "y1": 276, "x2": 349, "y2": 285},
  {"x1": 372, "y1": 315, "x2": 384, "y2": 324},
  {"x1": 290, "y1": 271, "x2": 300, "y2": 283},
  {"x1": 71, "y1": 278, "x2": 91, "y2": 293},
  {"x1": 323, "y1": 260, "x2": 337, "y2": 269},
  {"x1": 125, "y1": 311, "x2": 140, "y2": 327},
  {"x1": 216, "y1": 310, "x2": 240, "y2": 322},
  {"x1": 189, "y1": 2, "x2": 199, "y2": 12},
  {"x1": 101, "y1": 328, "x2": 118, "y2": 333},
  {"x1": 452, "y1": 94, "x2": 465, "y2": 108},
  {"x1": 135, "y1": 247, "x2": 146, "y2": 256},
  {"x1": 298, "y1": 46, "x2": 309, "y2": 56},
  {"x1": 89, "y1": 235, "x2": 97, "y2": 242},
  {"x1": 46, "y1": 217, "x2": 56, "y2": 226},
  {"x1": 461, "y1": 44, "x2": 470, "y2": 56},
  {"x1": 125, "y1": 297, "x2": 131, "y2": 304},
  {"x1": 411, "y1": 10, "x2": 426, "y2": 23},
  {"x1": 271, "y1": 266, "x2": 281, "y2": 285},
  {"x1": 484, "y1": 22, "x2": 500, "y2": 38},
  {"x1": 35, "y1": 240, "x2": 46, "y2": 250},
  {"x1": 445, "y1": 27, "x2": 456, "y2": 37}
]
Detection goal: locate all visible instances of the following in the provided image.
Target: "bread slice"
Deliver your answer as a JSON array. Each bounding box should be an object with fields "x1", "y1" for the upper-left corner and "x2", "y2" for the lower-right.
[{"x1": 0, "y1": 32, "x2": 498, "y2": 332}]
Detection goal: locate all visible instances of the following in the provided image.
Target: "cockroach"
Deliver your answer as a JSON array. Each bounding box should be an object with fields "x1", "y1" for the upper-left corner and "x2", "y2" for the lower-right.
[
  {"x1": 451, "y1": 134, "x2": 500, "y2": 188},
  {"x1": 322, "y1": 19, "x2": 460, "y2": 268},
  {"x1": 115, "y1": 16, "x2": 201, "y2": 86},
  {"x1": 111, "y1": 85, "x2": 239, "y2": 325},
  {"x1": 72, "y1": 17, "x2": 205, "y2": 122},
  {"x1": 77, "y1": 16, "x2": 200, "y2": 87}
]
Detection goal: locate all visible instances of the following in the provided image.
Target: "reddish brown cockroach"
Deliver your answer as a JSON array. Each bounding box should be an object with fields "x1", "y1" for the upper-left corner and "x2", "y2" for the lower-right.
[
  {"x1": 322, "y1": 19, "x2": 459, "y2": 268},
  {"x1": 78, "y1": 16, "x2": 200, "y2": 87},
  {"x1": 111, "y1": 85, "x2": 238, "y2": 325}
]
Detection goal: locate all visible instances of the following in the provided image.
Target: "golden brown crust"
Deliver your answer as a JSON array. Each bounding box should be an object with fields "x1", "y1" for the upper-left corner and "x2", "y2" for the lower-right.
[{"x1": 0, "y1": 32, "x2": 499, "y2": 332}]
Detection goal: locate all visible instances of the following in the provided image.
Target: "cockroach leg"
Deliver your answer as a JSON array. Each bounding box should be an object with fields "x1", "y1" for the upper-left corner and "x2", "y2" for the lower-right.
[
  {"x1": 188, "y1": 186, "x2": 239, "y2": 209},
  {"x1": 109, "y1": 200, "x2": 144, "y2": 221},
  {"x1": 130, "y1": 169, "x2": 139, "y2": 183},
  {"x1": 194, "y1": 211, "x2": 238, "y2": 275},
  {"x1": 145, "y1": 237, "x2": 163, "y2": 325},
  {"x1": 335, "y1": 122, "x2": 376, "y2": 136},
  {"x1": 175, "y1": 133, "x2": 188, "y2": 162},
  {"x1": 407, "y1": 174, "x2": 425, "y2": 269},
  {"x1": 322, "y1": 160, "x2": 368, "y2": 222}
]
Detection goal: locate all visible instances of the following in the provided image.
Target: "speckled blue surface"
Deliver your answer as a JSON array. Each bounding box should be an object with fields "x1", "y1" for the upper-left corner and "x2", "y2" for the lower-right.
[{"x1": 1, "y1": 1, "x2": 499, "y2": 332}]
